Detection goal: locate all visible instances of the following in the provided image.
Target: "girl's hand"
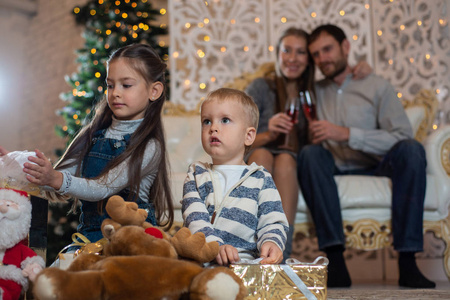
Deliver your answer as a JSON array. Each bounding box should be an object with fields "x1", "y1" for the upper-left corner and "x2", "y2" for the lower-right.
[
  {"x1": 259, "y1": 241, "x2": 283, "y2": 264},
  {"x1": 24, "y1": 149, "x2": 63, "y2": 190},
  {"x1": 216, "y1": 244, "x2": 240, "y2": 266},
  {"x1": 309, "y1": 120, "x2": 349, "y2": 144},
  {"x1": 352, "y1": 61, "x2": 372, "y2": 80},
  {"x1": 0, "y1": 146, "x2": 9, "y2": 156}
]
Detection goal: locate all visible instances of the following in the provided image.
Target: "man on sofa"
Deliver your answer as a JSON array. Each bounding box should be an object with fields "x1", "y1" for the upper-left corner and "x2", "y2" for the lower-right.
[{"x1": 297, "y1": 23, "x2": 435, "y2": 288}]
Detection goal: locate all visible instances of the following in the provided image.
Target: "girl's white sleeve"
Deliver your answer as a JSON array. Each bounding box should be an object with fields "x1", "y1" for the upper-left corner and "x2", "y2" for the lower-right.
[{"x1": 56, "y1": 140, "x2": 160, "y2": 201}]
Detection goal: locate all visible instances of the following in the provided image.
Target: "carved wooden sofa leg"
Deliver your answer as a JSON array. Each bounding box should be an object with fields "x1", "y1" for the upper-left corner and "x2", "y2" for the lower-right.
[{"x1": 424, "y1": 218, "x2": 450, "y2": 280}]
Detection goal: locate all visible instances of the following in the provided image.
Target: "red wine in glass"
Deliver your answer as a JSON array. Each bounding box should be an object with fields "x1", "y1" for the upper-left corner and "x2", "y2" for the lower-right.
[
  {"x1": 286, "y1": 106, "x2": 299, "y2": 123},
  {"x1": 300, "y1": 91, "x2": 317, "y2": 121},
  {"x1": 302, "y1": 102, "x2": 316, "y2": 120}
]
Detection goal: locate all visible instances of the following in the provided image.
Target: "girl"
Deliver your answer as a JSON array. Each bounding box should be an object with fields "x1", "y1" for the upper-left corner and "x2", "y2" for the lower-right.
[{"x1": 22, "y1": 44, "x2": 174, "y2": 243}]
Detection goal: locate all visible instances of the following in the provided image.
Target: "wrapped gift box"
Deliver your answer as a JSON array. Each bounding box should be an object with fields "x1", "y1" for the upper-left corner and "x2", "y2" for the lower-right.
[{"x1": 230, "y1": 257, "x2": 328, "y2": 300}]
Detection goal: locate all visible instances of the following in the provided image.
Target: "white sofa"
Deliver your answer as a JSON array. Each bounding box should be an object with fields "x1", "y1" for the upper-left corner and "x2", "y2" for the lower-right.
[{"x1": 162, "y1": 90, "x2": 450, "y2": 279}]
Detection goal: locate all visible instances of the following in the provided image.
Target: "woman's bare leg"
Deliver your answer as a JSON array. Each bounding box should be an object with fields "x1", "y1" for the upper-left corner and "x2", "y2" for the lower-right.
[{"x1": 273, "y1": 153, "x2": 298, "y2": 224}]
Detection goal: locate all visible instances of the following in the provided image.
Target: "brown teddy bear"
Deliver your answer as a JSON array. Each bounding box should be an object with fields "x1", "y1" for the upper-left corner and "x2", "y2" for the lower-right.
[{"x1": 32, "y1": 196, "x2": 247, "y2": 300}]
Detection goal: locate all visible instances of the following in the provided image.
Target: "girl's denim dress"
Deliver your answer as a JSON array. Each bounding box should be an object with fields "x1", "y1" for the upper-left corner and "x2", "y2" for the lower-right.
[{"x1": 77, "y1": 129, "x2": 157, "y2": 242}]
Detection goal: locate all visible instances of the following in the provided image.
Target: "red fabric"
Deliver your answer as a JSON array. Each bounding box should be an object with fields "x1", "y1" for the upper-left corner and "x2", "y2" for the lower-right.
[
  {"x1": 0, "y1": 279, "x2": 22, "y2": 300},
  {"x1": 0, "y1": 188, "x2": 28, "y2": 198},
  {"x1": 144, "y1": 227, "x2": 163, "y2": 239},
  {"x1": 2, "y1": 243, "x2": 37, "y2": 269}
]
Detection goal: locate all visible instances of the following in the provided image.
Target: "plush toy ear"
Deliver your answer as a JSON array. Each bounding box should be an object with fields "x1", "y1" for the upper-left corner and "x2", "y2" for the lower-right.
[{"x1": 103, "y1": 224, "x2": 116, "y2": 239}]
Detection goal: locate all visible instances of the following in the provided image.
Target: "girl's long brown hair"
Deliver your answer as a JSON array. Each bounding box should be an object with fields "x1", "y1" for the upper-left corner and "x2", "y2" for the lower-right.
[{"x1": 54, "y1": 44, "x2": 174, "y2": 229}]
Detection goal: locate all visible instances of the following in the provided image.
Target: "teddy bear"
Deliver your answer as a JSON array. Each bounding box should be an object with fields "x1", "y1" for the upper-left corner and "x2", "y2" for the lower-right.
[
  {"x1": 0, "y1": 188, "x2": 45, "y2": 300},
  {"x1": 32, "y1": 196, "x2": 247, "y2": 300},
  {"x1": 99, "y1": 195, "x2": 220, "y2": 263}
]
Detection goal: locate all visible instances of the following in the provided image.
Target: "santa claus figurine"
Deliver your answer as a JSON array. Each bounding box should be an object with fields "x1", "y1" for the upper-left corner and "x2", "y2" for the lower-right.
[{"x1": 0, "y1": 188, "x2": 45, "y2": 300}]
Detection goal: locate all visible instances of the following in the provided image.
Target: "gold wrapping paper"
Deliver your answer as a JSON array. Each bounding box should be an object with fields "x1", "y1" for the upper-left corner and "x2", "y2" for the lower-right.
[
  {"x1": 57, "y1": 233, "x2": 108, "y2": 269},
  {"x1": 230, "y1": 257, "x2": 328, "y2": 300}
]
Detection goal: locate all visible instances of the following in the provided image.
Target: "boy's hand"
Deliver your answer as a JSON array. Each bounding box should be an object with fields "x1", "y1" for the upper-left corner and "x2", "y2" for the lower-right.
[
  {"x1": 0, "y1": 146, "x2": 9, "y2": 156},
  {"x1": 260, "y1": 241, "x2": 283, "y2": 264},
  {"x1": 24, "y1": 149, "x2": 63, "y2": 190},
  {"x1": 216, "y1": 244, "x2": 240, "y2": 266}
]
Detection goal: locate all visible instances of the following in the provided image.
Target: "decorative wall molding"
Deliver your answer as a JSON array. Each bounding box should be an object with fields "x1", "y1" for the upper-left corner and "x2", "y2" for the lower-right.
[{"x1": 169, "y1": 0, "x2": 449, "y2": 122}]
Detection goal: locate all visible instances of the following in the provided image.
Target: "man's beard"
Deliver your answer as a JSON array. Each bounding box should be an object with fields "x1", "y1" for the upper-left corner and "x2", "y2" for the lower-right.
[{"x1": 321, "y1": 58, "x2": 347, "y2": 79}]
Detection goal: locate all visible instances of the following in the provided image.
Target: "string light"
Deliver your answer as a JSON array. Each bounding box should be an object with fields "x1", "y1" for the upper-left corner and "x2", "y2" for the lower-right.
[
  {"x1": 268, "y1": 45, "x2": 274, "y2": 52},
  {"x1": 95, "y1": 72, "x2": 101, "y2": 78},
  {"x1": 400, "y1": 25, "x2": 405, "y2": 30},
  {"x1": 377, "y1": 30, "x2": 383, "y2": 36},
  {"x1": 255, "y1": 17, "x2": 260, "y2": 23},
  {"x1": 397, "y1": 92, "x2": 402, "y2": 98},
  {"x1": 90, "y1": 9, "x2": 96, "y2": 16},
  {"x1": 230, "y1": 19, "x2": 236, "y2": 24},
  {"x1": 160, "y1": 8, "x2": 167, "y2": 15},
  {"x1": 311, "y1": 12, "x2": 317, "y2": 18},
  {"x1": 173, "y1": 51, "x2": 179, "y2": 58},
  {"x1": 199, "y1": 83, "x2": 206, "y2": 89},
  {"x1": 74, "y1": 7, "x2": 80, "y2": 14},
  {"x1": 340, "y1": 10, "x2": 345, "y2": 16},
  {"x1": 185, "y1": 23, "x2": 191, "y2": 28},
  {"x1": 352, "y1": 35, "x2": 358, "y2": 40},
  {"x1": 204, "y1": 18, "x2": 210, "y2": 24},
  {"x1": 281, "y1": 17, "x2": 287, "y2": 23},
  {"x1": 220, "y1": 47, "x2": 226, "y2": 52},
  {"x1": 204, "y1": 35, "x2": 210, "y2": 42}
]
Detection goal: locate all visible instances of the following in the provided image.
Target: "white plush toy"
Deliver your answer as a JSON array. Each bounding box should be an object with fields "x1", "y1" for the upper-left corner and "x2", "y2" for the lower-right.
[{"x1": 0, "y1": 151, "x2": 46, "y2": 300}]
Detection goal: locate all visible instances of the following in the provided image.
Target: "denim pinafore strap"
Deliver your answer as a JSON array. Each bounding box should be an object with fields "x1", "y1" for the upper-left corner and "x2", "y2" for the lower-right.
[{"x1": 77, "y1": 129, "x2": 157, "y2": 242}]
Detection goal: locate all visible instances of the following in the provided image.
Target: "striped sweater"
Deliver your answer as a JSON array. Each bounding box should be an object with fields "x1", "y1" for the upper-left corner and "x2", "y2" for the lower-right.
[{"x1": 182, "y1": 161, "x2": 289, "y2": 260}]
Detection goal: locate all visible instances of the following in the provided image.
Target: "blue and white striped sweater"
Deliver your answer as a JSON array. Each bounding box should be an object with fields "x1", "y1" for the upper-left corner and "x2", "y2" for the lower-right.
[{"x1": 182, "y1": 161, "x2": 289, "y2": 260}]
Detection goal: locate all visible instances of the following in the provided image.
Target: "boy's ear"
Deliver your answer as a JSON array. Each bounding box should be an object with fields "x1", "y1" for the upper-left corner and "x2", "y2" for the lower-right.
[
  {"x1": 244, "y1": 127, "x2": 257, "y2": 147},
  {"x1": 148, "y1": 81, "x2": 164, "y2": 102}
]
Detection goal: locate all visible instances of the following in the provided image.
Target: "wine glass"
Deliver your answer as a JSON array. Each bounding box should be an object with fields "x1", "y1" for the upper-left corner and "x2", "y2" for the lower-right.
[
  {"x1": 300, "y1": 90, "x2": 316, "y2": 121},
  {"x1": 283, "y1": 96, "x2": 300, "y2": 147}
]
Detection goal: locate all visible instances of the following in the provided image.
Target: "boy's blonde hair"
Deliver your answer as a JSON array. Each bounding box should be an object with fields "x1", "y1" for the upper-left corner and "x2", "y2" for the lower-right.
[{"x1": 201, "y1": 88, "x2": 259, "y2": 130}]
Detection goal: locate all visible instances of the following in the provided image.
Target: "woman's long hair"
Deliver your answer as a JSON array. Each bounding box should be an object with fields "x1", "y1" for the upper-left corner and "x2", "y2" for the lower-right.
[{"x1": 55, "y1": 44, "x2": 174, "y2": 229}]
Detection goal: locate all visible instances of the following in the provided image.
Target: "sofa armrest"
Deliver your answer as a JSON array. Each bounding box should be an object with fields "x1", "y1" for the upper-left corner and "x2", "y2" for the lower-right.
[{"x1": 423, "y1": 124, "x2": 450, "y2": 179}]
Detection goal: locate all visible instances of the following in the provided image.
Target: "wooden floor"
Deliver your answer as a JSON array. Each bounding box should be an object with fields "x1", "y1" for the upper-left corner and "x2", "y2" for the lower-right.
[{"x1": 327, "y1": 280, "x2": 450, "y2": 300}]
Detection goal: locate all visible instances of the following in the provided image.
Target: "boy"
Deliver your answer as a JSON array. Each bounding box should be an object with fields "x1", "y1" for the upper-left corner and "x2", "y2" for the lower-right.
[{"x1": 182, "y1": 88, "x2": 289, "y2": 265}]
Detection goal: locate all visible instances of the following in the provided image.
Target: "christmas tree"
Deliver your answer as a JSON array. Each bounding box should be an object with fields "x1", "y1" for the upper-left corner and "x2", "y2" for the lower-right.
[{"x1": 47, "y1": 0, "x2": 169, "y2": 264}]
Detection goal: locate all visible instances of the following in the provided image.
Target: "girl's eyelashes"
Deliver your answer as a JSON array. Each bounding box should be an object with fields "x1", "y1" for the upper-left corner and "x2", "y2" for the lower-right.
[
  {"x1": 202, "y1": 119, "x2": 211, "y2": 126},
  {"x1": 221, "y1": 117, "x2": 230, "y2": 124}
]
